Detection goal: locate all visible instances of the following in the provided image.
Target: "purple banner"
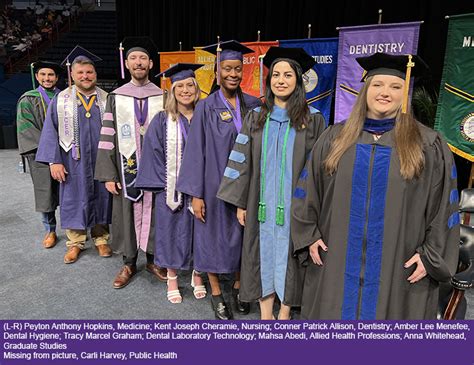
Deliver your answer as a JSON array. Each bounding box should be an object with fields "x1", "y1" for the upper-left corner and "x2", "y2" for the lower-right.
[
  {"x1": 1, "y1": 320, "x2": 473, "y2": 364},
  {"x1": 334, "y1": 22, "x2": 421, "y2": 123}
]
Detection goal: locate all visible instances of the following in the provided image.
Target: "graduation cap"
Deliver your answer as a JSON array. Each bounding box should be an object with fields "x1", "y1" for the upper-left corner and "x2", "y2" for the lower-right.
[
  {"x1": 356, "y1": 52, "x2": 429, "y2": 81},
  {"x1": 119, "y1": 36, "x2": 158, "y2": 79},
  {"x1": 61, "y1": 45, "x2": 102, "y2": 67},
  {"x1": 356, "y1": 52, "x2": 429, "y2": 113},
  {"x1": 156, "y1": 63, "x2": 204, "y2": 84},
  {"x1": 262, "y1": 47, "x2": 316, "y2": 73},
  {"x1": 61, "y1": 45, "x2": 102, "y2": 87},
  {"x1": 202, "y1": 40, "x2": 254, "y2": 62},
  {"x1": 201, "y1": 40, "x2": 254, "y2": 85},
  {"x1": 121, "y1": 36, "x2": 157, "y2": 58},
  {"x1": 32, "y1": 60, "x2": 63, "y2": 75}
]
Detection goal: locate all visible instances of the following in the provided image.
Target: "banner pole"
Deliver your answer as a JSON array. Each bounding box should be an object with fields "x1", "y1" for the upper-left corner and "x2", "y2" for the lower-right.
[
  {"x1": 257, "y1": 30, "x2": 261, "y2": 42},
  {"x1": 378, "y1": 9, "x2": 383, "y2": 24},
  {"x1": 179, "y1": 41, "x2": 182, "y2": 51},
  {"x1": 307, "y1": 24, "x2": 311, "y2": 39}
]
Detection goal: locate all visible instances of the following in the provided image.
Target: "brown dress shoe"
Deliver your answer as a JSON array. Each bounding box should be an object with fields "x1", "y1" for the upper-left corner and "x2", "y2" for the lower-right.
[
  {"x1": 42, "y1": 232, "x2": 57, "y2": 249},
  {"x1": 64, "y1": 246, "x2": 81, "y2": 264},
  {"x1": 96, "y1": 244, "x2": 112, "y2": 257},
  {"x1": 113, "y1": 265, "x2": 137, "y2": 289},
  {"x1": 146, "y1": 263, "x2": 167, "y2": 282}
]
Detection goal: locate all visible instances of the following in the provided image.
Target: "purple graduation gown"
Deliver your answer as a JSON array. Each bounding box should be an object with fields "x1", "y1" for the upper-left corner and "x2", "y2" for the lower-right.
[
  {"x1": 176, "y1": 91, "x2": 261, "y2": 273},
  {"x1": 135, "y1": 111, "x2": 193, "y2": 270},
  {"x1": 36, "y1": 92, "x2": 111, "y2": 230}
]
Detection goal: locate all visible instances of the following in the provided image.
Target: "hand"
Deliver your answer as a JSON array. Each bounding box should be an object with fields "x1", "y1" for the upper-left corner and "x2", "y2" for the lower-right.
[
  {"x1": 309, "y1": 239, "x2": 327, "y2": 266},
  {"x1": 237, "y1": 208, "x2": 246, "y2": 227},
  {"x1": 405, "y1": 253, "x2": 427, "y2": 283},
  {"x1": 105, "y1": 181, "x2": 122, "y2": 195},
  {"x1": 50, "y1": 163, "x2": 68, "y2": 182},
  {"x1": 192, "y1": 197, "x2": 206, "y2": 223}
]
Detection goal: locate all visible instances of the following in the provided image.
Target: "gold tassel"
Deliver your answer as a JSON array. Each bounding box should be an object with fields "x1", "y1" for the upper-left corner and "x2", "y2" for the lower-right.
[{"x1": 401, "y1": 55, "x2": 415, "y2": 114}]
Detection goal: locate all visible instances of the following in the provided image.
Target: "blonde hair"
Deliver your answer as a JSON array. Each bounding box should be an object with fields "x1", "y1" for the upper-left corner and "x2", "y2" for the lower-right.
[
  {"x1": 164, "y1": 77, "x2": 201, "y2": 121},
  {"x1": 324, "y1": 76, "x2": 424, "y2": 180}
]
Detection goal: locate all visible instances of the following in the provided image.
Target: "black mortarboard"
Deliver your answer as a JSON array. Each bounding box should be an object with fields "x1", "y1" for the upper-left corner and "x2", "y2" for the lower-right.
[
  {"x1": 32, "y1": 60, "x2": 63, "y2": 75},
  {"x1": 356, "y1": 52, "x2": 430, "y2": 114},
  {"x1": 156, "y1": 63, "x2": 204, "y2": 84},
  {"x1": 356, "y1": 52, "x2": 428, "y2": 82},
  {"x1": 263, "y1": 47, "x2": 316, "y2": 73},
  {"x1": 121, "y1": 36, "x2": 158, "y2": 58},
  {"x1": 61, "y1": 46, "x2": 101, "y2": 87},
  {"x1": 61, "y1": 45, "x2": 102, "y2": 67},
  {"x1": 202, "y1": 40, "x2": 254, "y2": 62}
]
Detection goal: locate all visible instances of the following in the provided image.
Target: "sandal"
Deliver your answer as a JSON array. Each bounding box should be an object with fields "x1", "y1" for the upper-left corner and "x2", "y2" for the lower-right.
[
  {"x1": 167, "y1": 275, "x2": 182, "y2": 304},
  {"x1": 191, "y1": 270, "x2": 207, "y2": 299}
]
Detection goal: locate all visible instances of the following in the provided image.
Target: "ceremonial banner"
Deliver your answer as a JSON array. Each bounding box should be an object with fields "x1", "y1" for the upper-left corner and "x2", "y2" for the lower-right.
[
  {"x1": 159, "y1": 51, "x2": 195, "y2": 90},
  {"x1": 435, "y1": 13, "x2": 474, "y2": 161},
  {"x1": 335, "y1": 22, "x2": 421, "y2": 123},
  {"x1": 280, "y1": 38, "x2": 338, "y2": 124},
  {"x1": 242, "y1": 41, "x2": 279, "y2": 98},
  {"x1": 194, "y1": 48, "x2": 216, "y2": 98}
]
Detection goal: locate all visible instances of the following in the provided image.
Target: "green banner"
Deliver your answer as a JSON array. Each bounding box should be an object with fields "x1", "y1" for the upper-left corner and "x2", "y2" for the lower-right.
[{"x1": 435, "y1": 13, "x2": 474, "y2": 161}]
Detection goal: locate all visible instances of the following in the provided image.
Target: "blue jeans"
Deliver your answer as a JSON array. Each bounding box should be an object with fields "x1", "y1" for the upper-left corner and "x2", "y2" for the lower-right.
[{"x1": 41, "y1": 211, "x2": 56, "y2": 233}]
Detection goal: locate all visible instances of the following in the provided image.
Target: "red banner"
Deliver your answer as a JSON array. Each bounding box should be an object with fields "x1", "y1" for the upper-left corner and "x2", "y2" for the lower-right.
[{"x1": 241, "y1": 41, "x2": 279, "y2": 97}]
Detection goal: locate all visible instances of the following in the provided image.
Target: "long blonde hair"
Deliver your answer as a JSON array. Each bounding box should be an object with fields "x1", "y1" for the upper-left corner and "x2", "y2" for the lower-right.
[
  {"x1": 324, "y1": 76, "x2": 424, "y2": 180},
  {"x1": 164, "y1": 77, "x2": 201, "y2": 121}
]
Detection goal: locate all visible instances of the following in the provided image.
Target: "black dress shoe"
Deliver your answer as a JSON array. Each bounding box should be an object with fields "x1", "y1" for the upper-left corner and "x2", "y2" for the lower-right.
[
  {"x1": 232, "y1": 287, "x2": 250, "y2": 315},
  {"x1": 211, "y1": 294, "x2": 233, "y2": 320}
]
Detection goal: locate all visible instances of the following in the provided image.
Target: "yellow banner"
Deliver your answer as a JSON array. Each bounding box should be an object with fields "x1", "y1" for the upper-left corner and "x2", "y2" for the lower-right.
[
  {"x1": 159, "y1": 51, "x2": 195, "y2": 90},
  {"x1": 194, "y1": 47, "x2": 216, "y2": 98},
  {"x1": 242, "y1": 41, "x2": 279, "y2": 97}
]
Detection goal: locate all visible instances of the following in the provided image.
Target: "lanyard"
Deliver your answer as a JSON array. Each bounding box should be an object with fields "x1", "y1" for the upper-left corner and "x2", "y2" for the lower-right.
[
  {"x1": 218, "y1": 89, "x2": 242, "y2": 132},
  {"x1": 76, "y1": 92, "x2": 96, "y2": 118},
  {"x1": 134, "y1": 98, "x2": 149, "y2": 126}
]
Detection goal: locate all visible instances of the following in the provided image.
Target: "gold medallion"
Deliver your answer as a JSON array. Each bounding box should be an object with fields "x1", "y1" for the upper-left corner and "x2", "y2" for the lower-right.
[
  {"x1": 85, "y1": 112, "x2": 91, "y2": 118},
  {"x1": 139, "y1": 126, "x2": 146, "y2": 135}
]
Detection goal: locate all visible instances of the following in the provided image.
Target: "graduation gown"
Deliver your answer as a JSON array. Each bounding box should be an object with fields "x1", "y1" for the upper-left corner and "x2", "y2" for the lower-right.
[
  {"x1": 135, "y1": 111, "x2": 193, "y2": 270},
  {"x1": 291, "y1": 123, "x2": 460, "y2": 319},
  {"x1": 36, "y1": 89, "x2": 111, "y2": 230},
  {"x1": 94, "y1": 82, "x2": 163, "y2": 258},
  {"x1": 17, "y1": 89, "x2": 59, "y2": 212},
  {"x1": 217, "y1": 107, "x2": 326, "y2": 304},
  {"x1": 177, "y1": 91, "x2": 261, "y2": 273}
]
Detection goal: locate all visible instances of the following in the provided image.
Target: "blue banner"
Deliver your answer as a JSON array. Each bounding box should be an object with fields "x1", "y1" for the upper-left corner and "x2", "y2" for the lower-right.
[{"x1": 280, "y1": 38, "x2": 338, "y2": 125}]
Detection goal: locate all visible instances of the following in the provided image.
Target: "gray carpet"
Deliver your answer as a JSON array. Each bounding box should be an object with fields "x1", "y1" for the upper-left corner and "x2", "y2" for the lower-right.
[{"x1": 0, "y1": 149, "x2": 472, "y2": 320}]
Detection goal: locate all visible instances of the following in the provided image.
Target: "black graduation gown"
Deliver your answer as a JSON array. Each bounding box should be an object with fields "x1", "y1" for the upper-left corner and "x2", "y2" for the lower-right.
[
  {"x1": 291, "y1": 123, "x2": 460, "y2": 319},
  {"x1": 217, "y1": 108, "x2": 326, "y2": 305}
]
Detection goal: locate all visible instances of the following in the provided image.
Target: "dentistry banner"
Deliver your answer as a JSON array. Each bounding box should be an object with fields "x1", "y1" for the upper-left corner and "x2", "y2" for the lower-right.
[
  {"x1": 280, "y1": 38, "x2": 338, "y2": 125},
  {"x1": 435, "y1": 13, "x2": 474, "y2": 161},
  {"x1": 159, "y1": 51, "x2": 195, "y2": 90},
  {"x1": 194, "y1": 48, "x2": 216, "y2": 98},
  {"x1": 334, "y1": 22, "x2": 421, "y2": 123},
  {"x1": 241, "y1": 41, "x2": 279, "y2": 98}
]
